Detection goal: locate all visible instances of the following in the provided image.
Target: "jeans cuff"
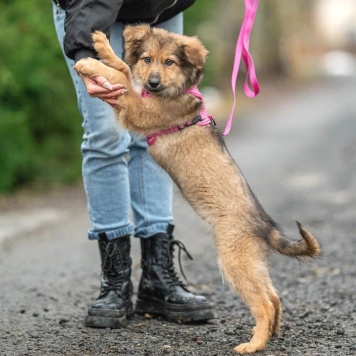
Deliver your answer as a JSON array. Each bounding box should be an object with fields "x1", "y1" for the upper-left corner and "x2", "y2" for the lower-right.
[
  {"x1": 134, "y1": 222, "x2": 172, "y2": 239},
  {"x1": 88, "y1": 224, "x2": 134, "y2": 240}
]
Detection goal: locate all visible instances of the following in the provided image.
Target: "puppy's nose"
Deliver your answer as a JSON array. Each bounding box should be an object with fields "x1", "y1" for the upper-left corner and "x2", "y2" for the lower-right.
[{"x1": 148, "y1": 77, "x2": 160, "y2": 89}]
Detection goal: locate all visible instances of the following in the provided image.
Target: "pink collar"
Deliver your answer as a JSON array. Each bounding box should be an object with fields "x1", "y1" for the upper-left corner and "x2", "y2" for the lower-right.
[{"x1": 144, "y1": 86, "x2": 213, "y2": 146}]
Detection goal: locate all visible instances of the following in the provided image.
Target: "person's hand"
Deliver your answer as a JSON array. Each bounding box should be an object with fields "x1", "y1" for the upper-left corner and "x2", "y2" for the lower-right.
[{"x1": 80, "y1": 74, "x2": 127, "y2": 107}]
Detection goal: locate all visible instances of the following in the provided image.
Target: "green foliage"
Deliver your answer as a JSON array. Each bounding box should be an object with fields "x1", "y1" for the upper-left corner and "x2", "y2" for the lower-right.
[
  {"x1": 0, "y1": 0, "x2": 82, "y2": 193},
  {"x1": 184, "y1": 0, "x2": 217, "y2": 86},
  {"x1": 184, "y1": 0, "x2": 216, "y2": 33}
]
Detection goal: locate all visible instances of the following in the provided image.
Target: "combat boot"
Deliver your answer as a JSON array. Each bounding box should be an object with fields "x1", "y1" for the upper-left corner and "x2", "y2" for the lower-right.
[
  {"x1": 136, "y1": 225, "x2": 214, "y2": 322},
  {"x1": 85, "y1": 235, "x2": 133, "y2": 328}
]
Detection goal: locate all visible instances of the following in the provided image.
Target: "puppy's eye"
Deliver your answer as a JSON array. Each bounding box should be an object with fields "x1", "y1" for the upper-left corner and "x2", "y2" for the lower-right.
[
  {"x1": 165, "y1": 59, "x2": 174, "y2": 66},
  {"x1": 143, "y1": 57, "x2": 151, "y2": 64}
]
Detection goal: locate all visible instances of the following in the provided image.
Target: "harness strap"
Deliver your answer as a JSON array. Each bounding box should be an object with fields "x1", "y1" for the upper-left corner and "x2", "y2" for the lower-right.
[
  {"x1": 146, "y1": 115, "x2": 203, "y2": 146},
  {"x1": 223, "y1": 0, "x2": 260, "y2": 136},
  {"x1": 185, "y1": 86, "x2": 213, "y2": 125},
  {"x1": 144, "y1": 86, "x2": 214, "y2": 146}
]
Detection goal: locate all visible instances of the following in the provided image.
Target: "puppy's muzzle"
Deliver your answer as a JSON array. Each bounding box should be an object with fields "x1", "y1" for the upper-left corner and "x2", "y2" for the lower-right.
[{"x1": 145, "y1": 75, "x2": 164, "y2": 92}]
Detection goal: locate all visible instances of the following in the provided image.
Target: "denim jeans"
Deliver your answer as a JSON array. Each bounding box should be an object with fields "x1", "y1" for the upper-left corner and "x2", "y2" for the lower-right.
[{"x1": 53, "y1": 4, "x2": 183, "y2": 240}]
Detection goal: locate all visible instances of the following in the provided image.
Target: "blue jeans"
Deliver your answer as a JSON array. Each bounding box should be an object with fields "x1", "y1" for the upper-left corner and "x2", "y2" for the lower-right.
[{"x1": 53, "y1": 5, "x2": 183, "y2": 240}]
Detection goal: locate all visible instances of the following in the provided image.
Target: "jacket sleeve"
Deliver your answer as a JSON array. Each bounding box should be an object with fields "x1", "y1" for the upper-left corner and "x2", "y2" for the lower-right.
[{"x1": 64, "y1": 0, "x2": 124, "y2": 62}]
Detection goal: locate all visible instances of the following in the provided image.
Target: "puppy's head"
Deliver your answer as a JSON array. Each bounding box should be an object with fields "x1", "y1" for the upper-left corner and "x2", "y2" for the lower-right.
[{"x1": 123, "y1": 24, "x2": 209, "y2": 97}]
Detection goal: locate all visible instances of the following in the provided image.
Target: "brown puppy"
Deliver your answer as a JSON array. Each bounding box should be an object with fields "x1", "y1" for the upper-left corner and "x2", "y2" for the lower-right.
[{"x1": 74, "y1": 25, "x2": 320, "y2": 354}]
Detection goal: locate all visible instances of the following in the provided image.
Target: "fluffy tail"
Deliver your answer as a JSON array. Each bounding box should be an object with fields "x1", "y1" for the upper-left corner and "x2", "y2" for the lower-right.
[{"x1": 268, "y1": 221, "x2": 320, "y2": 258}]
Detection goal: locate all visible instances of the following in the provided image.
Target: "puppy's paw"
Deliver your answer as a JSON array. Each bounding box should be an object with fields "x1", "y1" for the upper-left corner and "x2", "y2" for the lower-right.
[
  {"x1": 74, "y1": 58, "x2": 101, "y2": 77},
  {"x1": 92, "y1": 31, "x2": 111, "y2": 58},
  {"x1": 92, "y1": 30, "x2": 107, "y2": 43},
  {"x1": 234, "y1": 341, "x2": 265, "y2": 354}
]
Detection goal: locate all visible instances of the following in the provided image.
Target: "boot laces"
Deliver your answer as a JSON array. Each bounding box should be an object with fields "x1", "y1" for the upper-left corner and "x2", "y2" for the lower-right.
[
  {"x1": 102, "y1": 240, "x2": 129, "y2": 290},
  {"x1": 162, "y1": 239, "x2": 193, "y2": 286}
]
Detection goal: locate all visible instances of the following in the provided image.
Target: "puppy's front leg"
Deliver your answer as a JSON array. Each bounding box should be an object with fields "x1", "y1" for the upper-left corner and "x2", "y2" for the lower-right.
[
  {"x1": 74, "y1": 58, "x2": 130, "y2": 88},
  {"x1": 91, "y1": 31, "x2": 133, "y2": 83}
]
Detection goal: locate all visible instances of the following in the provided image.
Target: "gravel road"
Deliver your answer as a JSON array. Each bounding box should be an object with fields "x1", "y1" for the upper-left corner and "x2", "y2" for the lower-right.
[{"x1": 1, "y1": 78, "x2": 355, "y2": 355}]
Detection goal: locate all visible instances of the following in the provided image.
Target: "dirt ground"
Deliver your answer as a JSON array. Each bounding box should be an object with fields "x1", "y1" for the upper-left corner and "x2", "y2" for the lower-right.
[{"x1": 1, "y1": 78, "x2": 355, "y2": 355}]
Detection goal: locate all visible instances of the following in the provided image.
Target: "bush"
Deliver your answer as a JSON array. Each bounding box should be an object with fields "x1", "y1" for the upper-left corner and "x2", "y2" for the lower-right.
[{"x1": 0, "y1": 0, "x2": 82, "y2": 193}]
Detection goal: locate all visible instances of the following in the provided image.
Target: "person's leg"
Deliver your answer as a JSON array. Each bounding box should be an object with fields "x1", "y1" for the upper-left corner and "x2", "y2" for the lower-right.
[
  {"x1": 53, "y1": 4, "x2": 133, "y2": 328},
  {"x1": 53, "y1": 6, "x2": 133, "y2": 241},
  {"x1": 132, "y1": 14, "x2": 214, "y2": 322},
  {"x1": 128, "y1": 134, "x2": 173, "y2": 237}
]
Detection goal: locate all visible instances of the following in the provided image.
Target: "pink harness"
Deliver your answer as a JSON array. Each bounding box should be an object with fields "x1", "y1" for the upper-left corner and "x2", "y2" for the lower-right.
[
  {"x1": 145, "y1": 0, "x2": 260, "y2": 145},
  {"x1": 145, "y1": 86, "x2": 213, "y2": 146}
]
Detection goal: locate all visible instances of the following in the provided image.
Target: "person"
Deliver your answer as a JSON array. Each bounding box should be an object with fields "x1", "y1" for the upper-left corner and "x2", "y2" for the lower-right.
[{"x1": 52, "y1": 0, "x2": 214, "y2": 328}]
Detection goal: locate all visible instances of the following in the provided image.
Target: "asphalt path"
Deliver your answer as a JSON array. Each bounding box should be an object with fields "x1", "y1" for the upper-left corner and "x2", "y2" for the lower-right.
[{"x1": 0, "y1": 77, "x2": 355, "y2": 355}]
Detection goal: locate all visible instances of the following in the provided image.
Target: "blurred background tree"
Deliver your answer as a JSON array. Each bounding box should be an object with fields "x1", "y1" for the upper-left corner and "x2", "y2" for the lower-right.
[
  {"x1": 0, "y1": 0, "x2": 82, "y2": 193},
  {"x1": 1, "y1": 0, "x2": 355, "y2": 194}
]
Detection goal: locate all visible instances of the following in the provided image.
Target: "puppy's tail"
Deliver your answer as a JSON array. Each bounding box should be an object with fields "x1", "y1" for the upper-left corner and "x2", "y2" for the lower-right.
[{"x1": 268, "y1": 221, "x2": 320, "y2": 258}]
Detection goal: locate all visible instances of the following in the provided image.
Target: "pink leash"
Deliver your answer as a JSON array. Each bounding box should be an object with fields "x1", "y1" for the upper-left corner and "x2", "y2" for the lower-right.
[
  {"x1": 144, "y1": 1, "x2": 259, "y2": 144},
  {"x1": 223, "y1": 0, "x2": 260, "y2": 136}
]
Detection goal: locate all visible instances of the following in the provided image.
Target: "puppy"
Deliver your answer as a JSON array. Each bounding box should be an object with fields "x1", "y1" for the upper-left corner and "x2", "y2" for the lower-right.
[{"x1": 74, "y1": 25, "x2": 320, "y2": 354}]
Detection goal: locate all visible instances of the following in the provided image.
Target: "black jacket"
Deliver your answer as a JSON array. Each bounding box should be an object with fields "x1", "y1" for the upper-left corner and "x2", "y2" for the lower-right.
[{"x1": 56, "y1": 0, "x2": 195, "y2": 61}]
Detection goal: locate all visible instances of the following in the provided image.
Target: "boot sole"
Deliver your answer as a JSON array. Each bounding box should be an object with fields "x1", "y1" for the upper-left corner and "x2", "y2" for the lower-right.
[
  {"x1": 136, "y1": 297, "x2": 214, "y2": 323},
  {"x1": 85, "y1": 301, "x2": 133, "y2": 329}
]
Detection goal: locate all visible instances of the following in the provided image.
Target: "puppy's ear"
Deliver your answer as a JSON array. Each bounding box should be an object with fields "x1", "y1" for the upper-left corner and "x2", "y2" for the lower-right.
[
  {"x1": 123, "y1": 24, "x2": 151, "y2": 64},
  {"x1": 178, "y1": 36, "x2": 209, "y2": 70}
]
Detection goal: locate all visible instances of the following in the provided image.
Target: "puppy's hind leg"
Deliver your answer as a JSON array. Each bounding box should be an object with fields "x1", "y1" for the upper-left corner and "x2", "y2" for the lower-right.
[
  {"x1": 92, "y1": 31, "x2": 132, "y2": 81},
  {"x1": 216, "y1": 239, "x2": 275, "y2": 354},
  {"x1": 267, "y1": 284, "x2": 281, "y2": 336},
  {"x1": 251, "y1": 286, "x2": 281, "y2": 338}
]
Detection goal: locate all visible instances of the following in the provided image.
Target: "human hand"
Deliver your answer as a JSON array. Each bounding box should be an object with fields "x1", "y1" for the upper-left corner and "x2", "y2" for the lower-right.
[{"x1": 80, "y1": 74, "x2": 128, "y2": 107}]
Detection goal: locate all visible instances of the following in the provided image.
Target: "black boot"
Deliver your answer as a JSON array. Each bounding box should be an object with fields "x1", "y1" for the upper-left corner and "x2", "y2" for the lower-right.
[
  {"x1": 85, "y1": 235, "x2": 133, "y2": 328},
  {"x1": 136, "y1": 225, "x2": 214, "y2": 322}
]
